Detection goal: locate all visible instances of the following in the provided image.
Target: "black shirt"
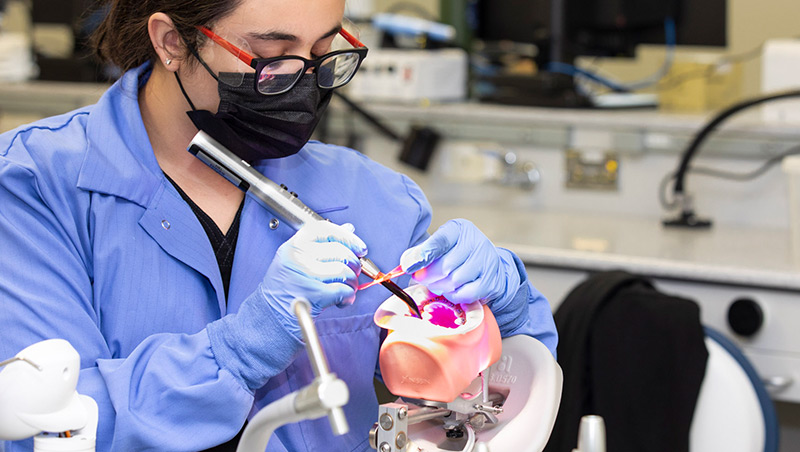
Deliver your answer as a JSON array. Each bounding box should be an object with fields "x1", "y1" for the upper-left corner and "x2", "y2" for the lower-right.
[{"x1": 164, "y1": 173, "x2": 244, "y2": 300}]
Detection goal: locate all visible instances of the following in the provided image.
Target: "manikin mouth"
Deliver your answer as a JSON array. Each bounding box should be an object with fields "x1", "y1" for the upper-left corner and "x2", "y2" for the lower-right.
[{"x1": 418, "y1": 296, "x2": 466, "y2": 328}]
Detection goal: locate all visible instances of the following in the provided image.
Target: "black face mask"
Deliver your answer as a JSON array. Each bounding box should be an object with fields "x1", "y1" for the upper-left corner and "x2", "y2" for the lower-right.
[{"x1": 178, "y1": 72, "x2": 333, "y2": 162}]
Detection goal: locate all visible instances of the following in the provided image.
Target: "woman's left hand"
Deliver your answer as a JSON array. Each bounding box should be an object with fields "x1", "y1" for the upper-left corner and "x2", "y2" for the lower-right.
[{"x1": 400, "y1": 219, "x2": 520, "y2": 306}]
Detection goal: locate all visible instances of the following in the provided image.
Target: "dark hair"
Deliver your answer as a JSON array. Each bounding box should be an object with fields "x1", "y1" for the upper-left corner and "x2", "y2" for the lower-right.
[{"x1": 90, "y1": 0, "x2": 242, "y2": 72}]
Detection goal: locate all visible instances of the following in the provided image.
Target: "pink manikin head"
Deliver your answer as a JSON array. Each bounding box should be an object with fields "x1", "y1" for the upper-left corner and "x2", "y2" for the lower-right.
[{"x1": 374, "y1": 285, "x2": 502, "y2": 403}]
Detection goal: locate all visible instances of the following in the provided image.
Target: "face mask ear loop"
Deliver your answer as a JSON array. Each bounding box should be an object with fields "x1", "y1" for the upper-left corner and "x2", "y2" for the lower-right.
[
  {"x1": 173, "y1": 72, "x2": 197, "y2": 111},
  {"x1": 173, "y1": 36, "x2": 224, "y2": 112},
  {"x1": 185, "y1": 40, "x2": 222, "y2": 83}
]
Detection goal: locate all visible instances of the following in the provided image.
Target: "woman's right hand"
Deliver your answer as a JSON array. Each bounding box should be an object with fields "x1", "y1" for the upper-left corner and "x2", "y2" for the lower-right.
[
  {"x1": 260, "y1": 220, "x2": 367, "y2": 339},
  {"x1": 207, "y1": 220, "x2": 368, "y2": 391}
]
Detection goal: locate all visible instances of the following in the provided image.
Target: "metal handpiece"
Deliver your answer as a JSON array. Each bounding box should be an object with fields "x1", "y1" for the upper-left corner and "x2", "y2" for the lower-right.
[
  {"x1": 188, "y1": 131, "x2": 325, "y2": 229},
  {"x1": 188, "y1": 131, "x2": 420, "y2": 317}
]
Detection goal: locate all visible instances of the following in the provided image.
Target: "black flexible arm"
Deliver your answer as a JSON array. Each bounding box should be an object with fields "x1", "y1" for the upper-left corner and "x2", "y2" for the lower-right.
[
  {"x1": 333, "y1": 91, "x2": 403, "y2": 142},
  {"x1": 331, "y1": 91, "x2": 441, "y2": 170},
  {"x1": 673, "y1": 89, "x2": 800, "y2": 195}
]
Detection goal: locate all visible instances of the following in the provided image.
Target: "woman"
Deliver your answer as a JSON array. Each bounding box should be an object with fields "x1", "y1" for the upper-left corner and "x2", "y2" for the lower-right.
[{"x1": 0, "y1": 0, "x2": 557, "y2": 450}]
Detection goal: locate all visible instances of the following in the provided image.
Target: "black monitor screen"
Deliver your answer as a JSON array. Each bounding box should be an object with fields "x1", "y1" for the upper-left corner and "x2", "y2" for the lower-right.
[
  {"x1": 476, "y1": 0, "x2": 726, "y2": 61},
  {"x1": 31, "y1": 0, "x2": 97, "y2": 24},
  {"x1": 477, "y1": 0, "x2": 552, "y2": 46}
]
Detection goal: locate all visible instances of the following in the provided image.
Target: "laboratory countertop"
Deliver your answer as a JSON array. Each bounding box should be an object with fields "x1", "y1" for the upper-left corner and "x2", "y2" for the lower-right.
[
  {"x1": 344, "y1": 100, "x2": 800, "y2": 137},
  {"x1": 328, "y1": 98, "x2": 800, "y2": 158},
  {"x1": 428, "y1": 204, "x2": 800, "y2": 292},
  {"x1": 3, "y1": 80, "x2": 800, "y2": 140}
]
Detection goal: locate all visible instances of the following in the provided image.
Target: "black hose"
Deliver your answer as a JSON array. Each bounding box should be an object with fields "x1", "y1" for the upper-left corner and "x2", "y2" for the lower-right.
[{"x1": 673, "y1": 89, "x2": 800, "y2": 195}]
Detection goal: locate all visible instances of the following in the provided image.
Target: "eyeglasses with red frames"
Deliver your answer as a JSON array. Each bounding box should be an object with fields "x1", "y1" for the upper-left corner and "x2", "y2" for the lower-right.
[{"x1": 196, "y1": 26, "x2": 368, "y2": 95}]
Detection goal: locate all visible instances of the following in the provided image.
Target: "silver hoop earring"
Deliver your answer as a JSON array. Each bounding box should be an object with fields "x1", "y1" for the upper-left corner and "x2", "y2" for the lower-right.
[{"x1": 165, "y1": 59, "x2": 172, "y2": 66}]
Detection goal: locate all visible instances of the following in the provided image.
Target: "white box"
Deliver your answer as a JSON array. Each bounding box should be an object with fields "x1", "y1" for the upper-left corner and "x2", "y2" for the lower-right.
[
  {"x1": 781, "y1": 155, "x2": 800, "y2": 264},
  {"x1": 761, "y1": 39, "x2": 800, "y2": 123},
  {"x1": 347, "y1": 48, "x2": 468, "y2": 102}
]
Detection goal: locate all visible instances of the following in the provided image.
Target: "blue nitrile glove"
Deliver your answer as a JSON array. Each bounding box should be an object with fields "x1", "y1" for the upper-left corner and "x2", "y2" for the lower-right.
[
  {"x1": 207, "y1": 220, "x2": 367, "y2": 391},
  {"x1": 262, "y1": 220, "x2": 368, "y2": 331},
  {"x1": 400, "y1": 219, "x2": 526, "y2": 331}
]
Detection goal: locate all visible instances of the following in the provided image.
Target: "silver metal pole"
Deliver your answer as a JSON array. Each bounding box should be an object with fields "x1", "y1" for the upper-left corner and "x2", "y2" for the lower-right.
[{"x1": 293, "y1": 299, "x2": 349, "y2": 436}]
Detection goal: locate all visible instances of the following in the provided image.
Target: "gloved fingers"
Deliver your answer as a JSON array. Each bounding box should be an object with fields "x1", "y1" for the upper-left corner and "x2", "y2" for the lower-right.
[
  {"x1": 446, "y1": 279, "x2": 491, "y2": 304},
  {"x1": 422, "y1": 260, "x2": 481, "y2": 296},
  {"x1": 297, "y1": 220, "x2": 368, "y2": 258},
  {"x1": 400, "y1": 220, "x2": 462, "y2": 274},
  {"x1": 409, "y1": 239, "x2": 472, "y2": 283},
  {"x1": 314, "y1": 281, "x2": 358, "y2": 309},
  {"x1": 332, "y1": 282, "x2": 358, "y2": 307},
  {"x1": 292, "y1": 259, "x2": 359, "y2": 287},
  {"x1": 425, "y1": 276, "x2": 462, "y2": 299},
  {"x1": 451, "y1": 257, "x2": 510, "y2": 305},
  {"x1": 299, "y1": 279, "x2": 357, "y2": 312},
  {"x1": 295, "y1": 241, "x2": 363, "y2": 275}
]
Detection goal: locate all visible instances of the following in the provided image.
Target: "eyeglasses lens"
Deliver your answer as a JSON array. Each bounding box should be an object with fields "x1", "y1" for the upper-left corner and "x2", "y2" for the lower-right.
[
  {"x1": 319, "y1": 53, "x2": 361, "y2": 88},
  {"x1": 257, "y1": 59, "x2": 305, "y2": 94},
  {"x1": 257, "y1": 52, "x2": 362, "y2": 94}
]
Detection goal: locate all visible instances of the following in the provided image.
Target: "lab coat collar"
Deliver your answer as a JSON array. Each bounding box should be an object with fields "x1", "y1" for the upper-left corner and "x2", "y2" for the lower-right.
[
  {"x1": 77, "y1": 63, "x2": 162, "y2": 208},
  {"x1": 78, "y1": 63, "x2": 230, "y2": 312}
]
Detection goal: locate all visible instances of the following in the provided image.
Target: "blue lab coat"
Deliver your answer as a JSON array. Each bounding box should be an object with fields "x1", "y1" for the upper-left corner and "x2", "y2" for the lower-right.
[{"x1": 0, "y1": 64, "x2": 557, "y2": 451}]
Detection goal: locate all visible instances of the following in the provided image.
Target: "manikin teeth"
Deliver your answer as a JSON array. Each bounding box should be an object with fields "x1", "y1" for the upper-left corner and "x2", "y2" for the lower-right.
[{"x1": 417, "y1": 296, "x2": 466, "y2": 328}]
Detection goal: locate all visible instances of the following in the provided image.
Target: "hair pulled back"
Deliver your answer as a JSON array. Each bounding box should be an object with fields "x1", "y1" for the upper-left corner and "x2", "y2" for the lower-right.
[{"x1": 90, "y1": 0, "x2": 242, "y2": 72}]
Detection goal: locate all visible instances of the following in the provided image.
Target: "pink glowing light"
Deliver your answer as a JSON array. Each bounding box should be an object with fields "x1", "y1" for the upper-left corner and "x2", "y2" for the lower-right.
[
  {"x1": 419, "y1": 297, "x2": 466, "y2": 328},
  {"x1": 357, "y1": 265, "x2": 406, "y2": 290}
]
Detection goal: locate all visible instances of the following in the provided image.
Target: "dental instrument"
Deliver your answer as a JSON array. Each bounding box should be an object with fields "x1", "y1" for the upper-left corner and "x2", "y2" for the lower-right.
[{"x1": 187, "y1": 130, "x2": 421, "y2": 318}]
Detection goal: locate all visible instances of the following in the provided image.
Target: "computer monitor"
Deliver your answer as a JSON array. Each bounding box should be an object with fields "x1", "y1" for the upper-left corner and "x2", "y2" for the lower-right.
[
  {"x1": 563, "y1": 0, "x2": 725, "y2": 60},
  {"x1": 476, "y1": 0, "x2": 726, "y2": 61},
  {"x1": 475, "y1": 0, "x2": 552, "y2": 66},
  {"x1": 472, "y1": 0, "x2": 727, "y2": 106}
]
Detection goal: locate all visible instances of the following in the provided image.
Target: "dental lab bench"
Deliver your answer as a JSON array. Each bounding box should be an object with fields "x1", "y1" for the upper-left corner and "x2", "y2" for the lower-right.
[{"x1": 4, "y1": 80, "x2": 800, "y2": 445}]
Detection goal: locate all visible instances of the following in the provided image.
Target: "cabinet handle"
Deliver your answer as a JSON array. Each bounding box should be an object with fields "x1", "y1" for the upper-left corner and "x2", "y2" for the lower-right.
[{"x1": 763, "y1": 376, "x2": 794, "y2": 393}]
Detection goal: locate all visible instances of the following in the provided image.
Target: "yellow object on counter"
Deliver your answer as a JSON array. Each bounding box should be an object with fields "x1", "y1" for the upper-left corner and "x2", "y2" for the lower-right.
[{"x1": 658, "y1": 60, "x2": 743, "y2": 113}]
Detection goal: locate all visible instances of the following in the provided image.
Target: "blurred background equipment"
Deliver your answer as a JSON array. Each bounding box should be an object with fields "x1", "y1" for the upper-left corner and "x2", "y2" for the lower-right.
[
  {"x1": 0, "y1": 0, "x2": 35, "y2": 82},
  {"x1": 372, "y1": 12, "x2": 456, "y2": 43},
  {"x1": 346, "y1": 12, "x2": 469, "y2": 103},
  {"x1": 761, "y1": 39, "x2": 800, "y2": 123},
  {"x1": 572, "y1": 415, "x2": 607, "y2": 452},
  {"x1": 346, "y1": 47, "x2": 468, "y2": 102},
  {"x1": 0, "y1": 29, "x2": 35, "y2": 81},
  {"x1": 661, "y1": 88, "x2": 800, "y2": 228},
  {"x1": 324, "y1": 91, "x2": 443, "y2": 171},
  {"x1": 465, "y1": 0, "x2": 727, "y2": 107},
  {"x1": 30, "y1": 0, "x2": 113, "y2": 82},
  {"x1": 657, "y1": 54, "x2": 743, "y2": 113}
]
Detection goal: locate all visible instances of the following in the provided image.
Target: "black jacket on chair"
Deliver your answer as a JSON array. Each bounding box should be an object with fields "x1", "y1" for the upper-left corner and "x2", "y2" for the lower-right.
[{"x1": 545, "y1": 270, "x2": 708, "y2": 452}]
